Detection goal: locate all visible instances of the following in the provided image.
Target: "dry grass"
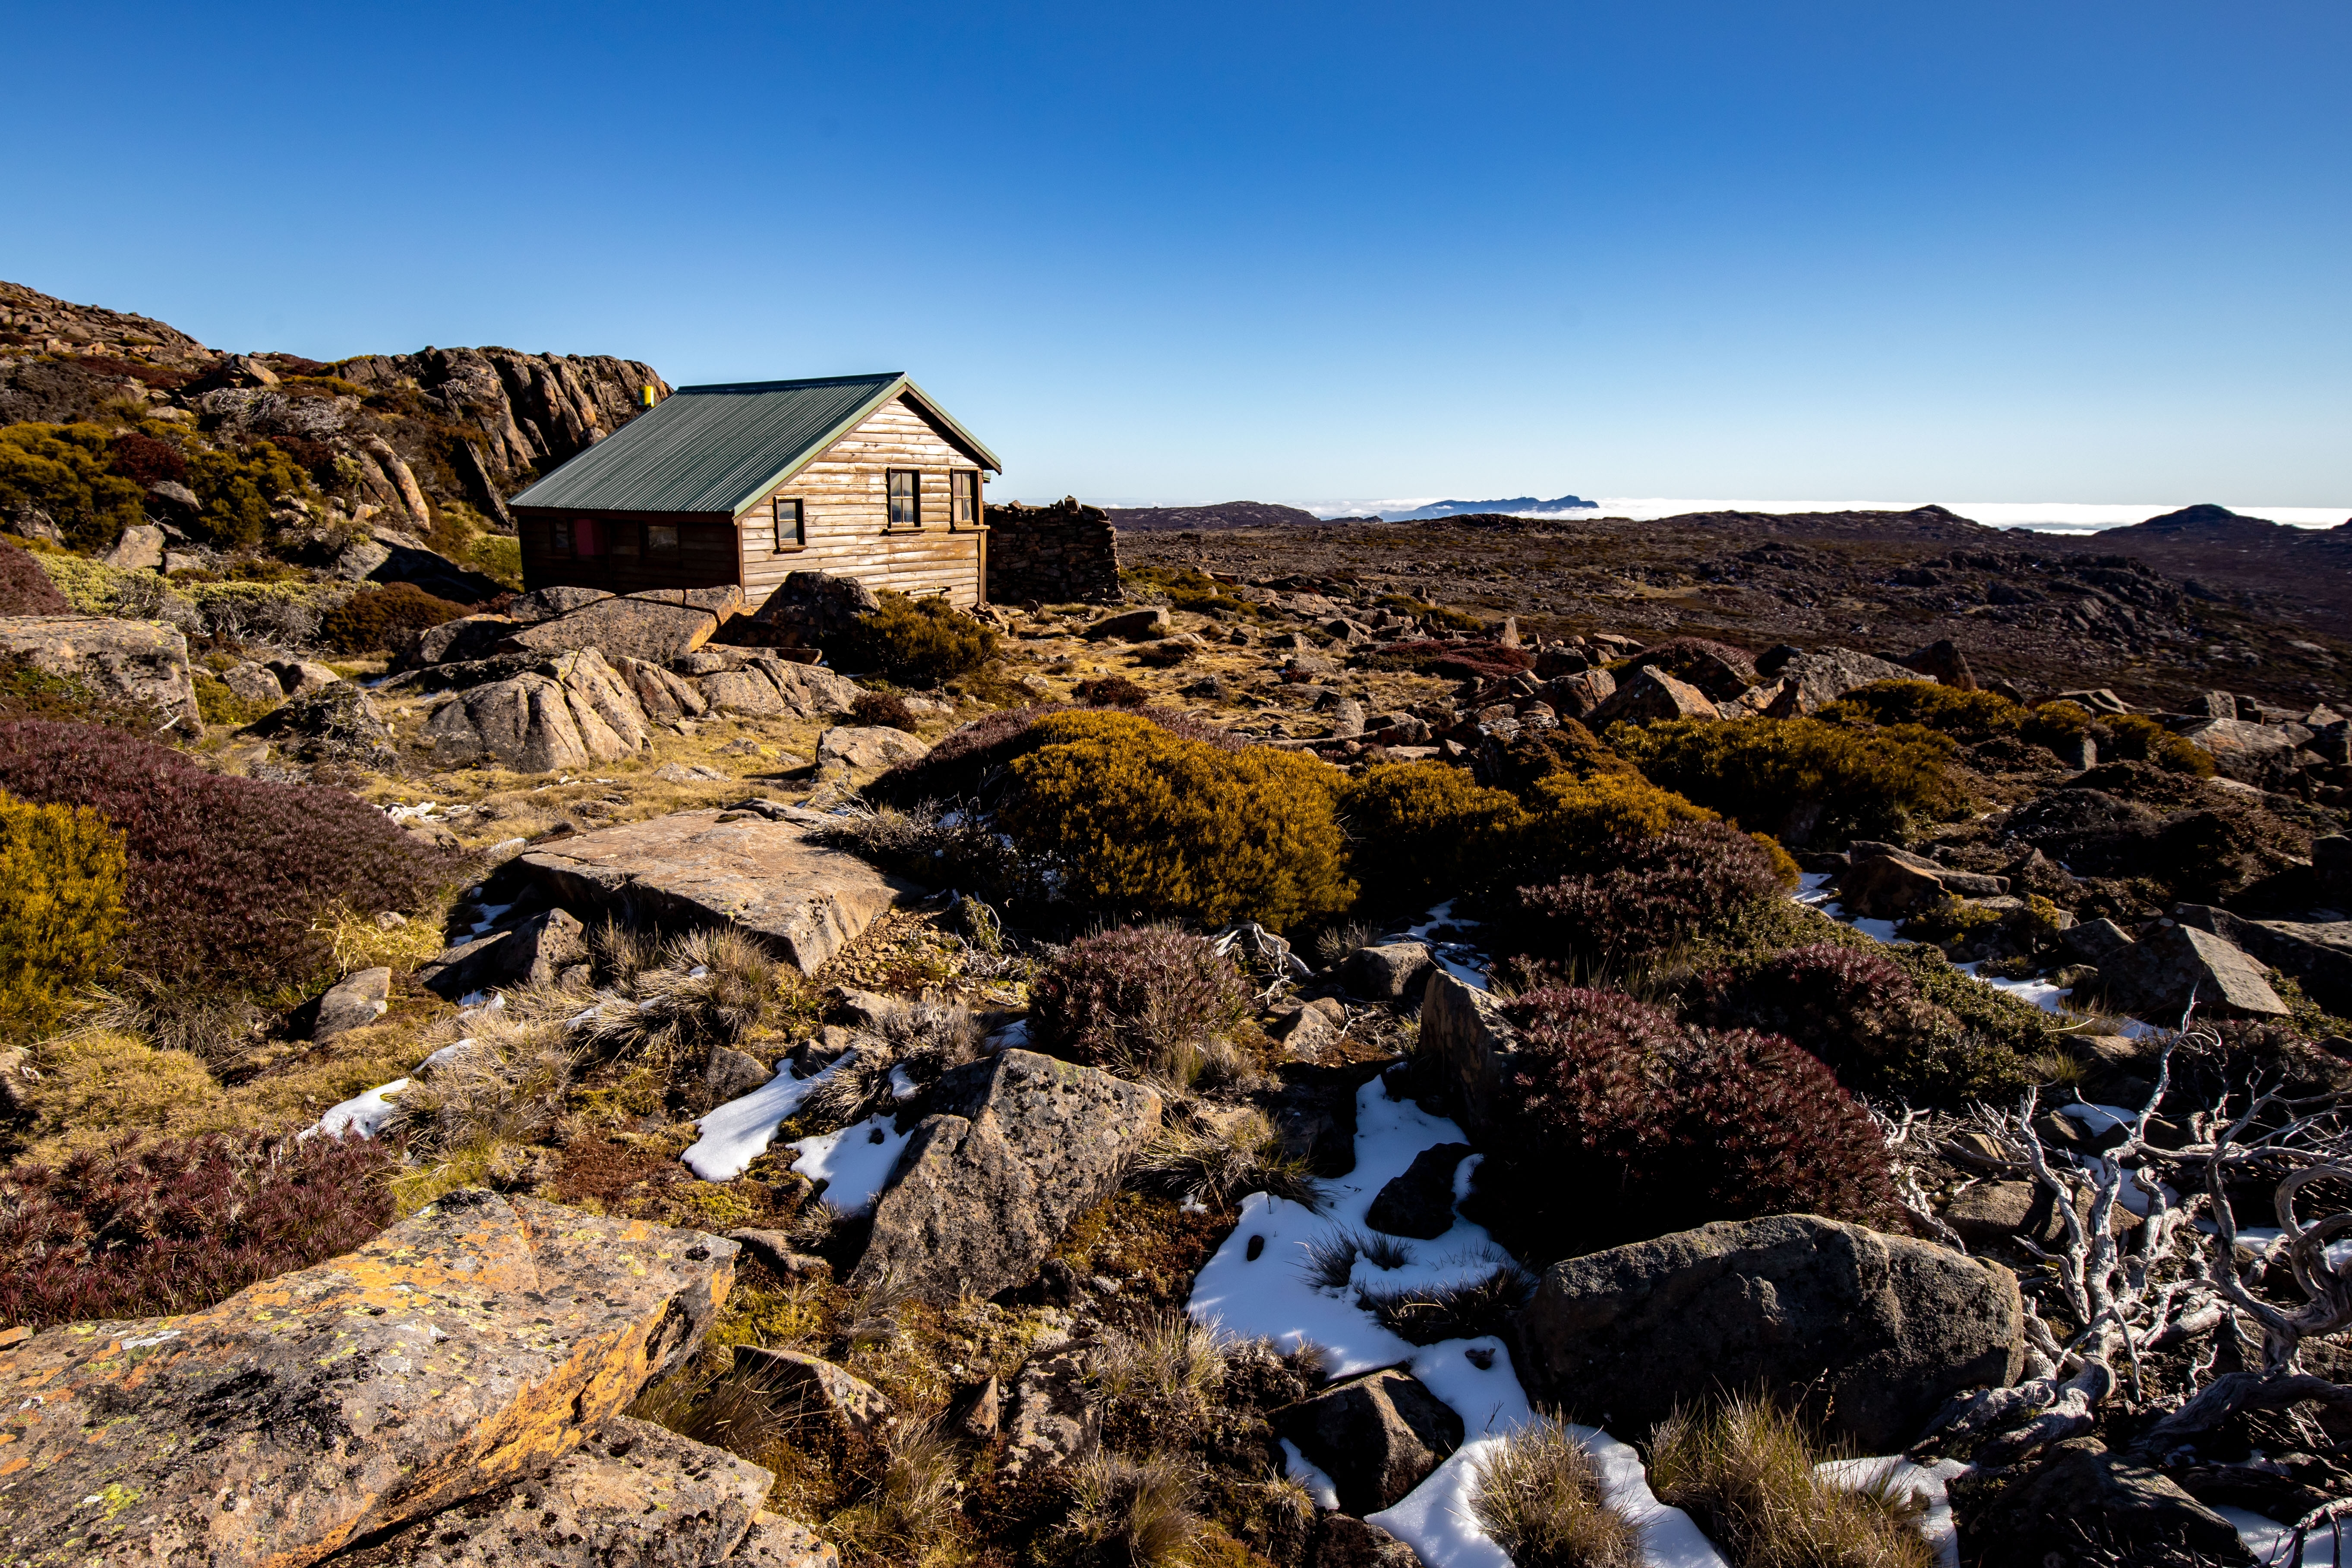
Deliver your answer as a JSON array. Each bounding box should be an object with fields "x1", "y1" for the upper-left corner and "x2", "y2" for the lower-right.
[
  {"x1": 1092, "y1": 1312, "x2": 1229, "y2": 1442},
  {"x1": 1471, "y1": 1417, "x2": 1643, "y2": 1568},
  {"x1": 1063, "y1": 1451, "x2": 1208, "y2": 1568},
  {"x1": 1647, "y1": 1398, "x2": 1935, "y2": 1568},
  {"x1": 1359, "y1": 1246, "x2": 1536, "y2": 1344},
  {"x1": 1132, "y1": 1112, "x2": 1323, "y2": 1211},
  {"x1": 801, "y1": 997, "x2": 982, "y2": 1129},
  {"x1": 827, "y1": 1417, "x2": 970, "y2": 1568},
  {"x1": 583, "y1": 925, "x2": 799, "y2": 1057}
]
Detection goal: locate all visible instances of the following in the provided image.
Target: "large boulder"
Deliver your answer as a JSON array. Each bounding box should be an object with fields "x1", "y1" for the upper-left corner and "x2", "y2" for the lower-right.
[
  {"x1": 850, "y1": 1050, "x2": 1162, "y2": 1304},
  {"x1": 407, "y1": 613, "x2": 520, "y2": 668},
  {"x1": 2091, "y1": 921, "x2": 2288, "y2": 1019},
  {"x1": 327, "y1": 1416, "x2": 786, "y2": 1568},
  {"x1": 0, "y1": 1190, "x2": 735, "y2": 1567},
  {"x1": 1418, "y1": 969, "x2": 1522, "y2": 1146},
  {"x1": 424, "y1": 649, "x2": 651, "y2": 773},
  {"x1": 1273, "y1": 1368, "x2": 1464, "y2": 1515},
  {"x1": 521, "y1": 807, "x2": 916, "y2": 973},
  {"x1": 1510, "y1": 1213, "x2": 2025, "y2": 1452},
  {"x1": 2177, "y1": 716, "x2": 2299, "y2": 783},
  {"x1": 1777, "y1": 647, "x2": 1918, "y2": 714},
  {"x1": 419, "y1": 908, "x2": 590, "y2": 1000},
  {"x1": 1961, "y1": 1439, "x2": 2251, "y2": 1567},
  {"x1": 815, "y1": 724, "x2": 930, "y2": 778},
  {"x1": 743, "y1": 571, "x2": 881, "y2": 649},
  {"x1": 2175, "y1": 903, "x2": 2352, "y2": 1016},
  {"x1": 511, "y1": 594, "x2": 721, "y2": 665},
  {"x1": 313, "y1": 965, "x2": 392, "y2": 1040},
  {"x1": 1084, "y1": 606, "x2": 1171, "y2": 641},
  {"x1": 695, "y1": 657, "x2": 863, "y2": 721},
  {"x1": 1344, "y1": 941, "x2": 1434, "y2": 1001},
  {"x1": 0, "y1": 614, "x2": 201, "y2": 737},
  {"x1": 241, "y1": 681, "x2": 401, "y2": 772},
  {"x1": 1587, "y1": 665, "x2": 1718, "y2": 726},
  {"x1": 1837, "y1": 851, "x2": 1963, "y2": 919},
  {"x1": 613, "y1": 653, "x2": 710, "y2": 722},
  {"x1": 101, "y1": 523, "x2": 166, "y2": 570},
  {"x1": 508, "y1": 584, "x2": 615, "y2": 624}
]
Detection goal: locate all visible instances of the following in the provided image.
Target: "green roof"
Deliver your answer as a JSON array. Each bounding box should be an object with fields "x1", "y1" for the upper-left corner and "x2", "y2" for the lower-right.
[{"x1": 508, "y1": 372, "x2": 1001, "y2": 516}]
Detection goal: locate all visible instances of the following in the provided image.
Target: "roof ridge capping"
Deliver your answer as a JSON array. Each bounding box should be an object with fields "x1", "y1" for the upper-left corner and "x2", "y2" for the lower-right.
[{"x1": 675, "y1": 372, "x2": 906, "y2": 394}]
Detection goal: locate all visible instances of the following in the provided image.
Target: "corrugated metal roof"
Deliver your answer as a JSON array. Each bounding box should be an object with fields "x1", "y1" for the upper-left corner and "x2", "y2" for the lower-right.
[{"x1": 508, "y1": 373, "x2": 1001, "y2": 516}]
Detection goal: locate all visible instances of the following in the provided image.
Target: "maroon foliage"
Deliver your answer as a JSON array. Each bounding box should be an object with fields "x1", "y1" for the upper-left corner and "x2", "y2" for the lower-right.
[
  {"x1": 1369, "y1": 639, "x2": 1535, "y2": 682},
  {"x1": 849, "y1": 689, "x2": 921, "y2": 733},
  {"x1": 1698, "y1": 943, "x2": 1951, "y2": 1091},
  {"x1": 1072, "y1": 675, "x2": 1151, "y2": 709},
  {"x1": 0, "y1": 1130, "x2": 398, "y2": 1328},
  {"x1": 1466, "y1": 986, "x2": 1900, "y2": 1259},
  {"x1": 0, "y1": 539, "x2": 72, "y2": 615},
  {"x1": 1503, "y1": 821, "x2": 1783, "y2": 964},
  {"x1": 0, "y1": 721, "x2": 460, "y2": 994},
  {"x1": 1028, "y1": 924, "x2": 1250, "y2": 1070},
  {"x1": 106, "y1": 431, "x2": 189, "y2": 488}
]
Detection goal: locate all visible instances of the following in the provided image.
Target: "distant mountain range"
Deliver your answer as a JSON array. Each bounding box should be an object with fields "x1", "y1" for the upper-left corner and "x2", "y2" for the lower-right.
[
  {"x1": 1101, "y1": 501, "x2": 1323, "y2": 532},
  {"x1": 1377, "y1": 494, "x2": 1597, "y2": 521}
]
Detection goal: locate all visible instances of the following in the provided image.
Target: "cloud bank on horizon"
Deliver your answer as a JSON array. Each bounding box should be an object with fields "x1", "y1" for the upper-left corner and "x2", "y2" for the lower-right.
[{"x1": 1288, "y1": 498, "x2": 2352, "y2": 534}]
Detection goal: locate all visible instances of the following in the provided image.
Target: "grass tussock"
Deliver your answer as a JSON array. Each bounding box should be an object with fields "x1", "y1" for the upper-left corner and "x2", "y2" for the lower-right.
[
  {"x1": 1359, "y1": 1248, "x2": 1536, "y2": 1344},
  {"x1": 827, "y1": 1417, "x2": 970, "y2": 1568},
  {"x1": 1063, "y1": 1451, "x2": 1208, "y2": 1568},
  {"x1": 1132, "y1": 1112, "x2": 1322, "y2": 1211},
  {"x1": 1471, "y1": 1417, "x2": 1643, "y2": 1568},
  {"x1": 584, "y1": 924, "x2": 802, "y2": 1056},
  {"x1": 1648, "y1": 1398, "x2": 1935, "y2": 1568},
  {"x1": 1092, "y1": 1312, "x2": 1230, "y2": 1445}
]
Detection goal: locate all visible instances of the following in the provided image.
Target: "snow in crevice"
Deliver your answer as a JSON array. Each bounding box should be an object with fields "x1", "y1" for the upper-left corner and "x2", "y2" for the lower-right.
[
  {"x1": 1186, "y1": 1078, "x2": 1729, "y2": 1568},
  {"x1": 304, "y1": 1078, "x2": 408, "y2": 1140},
  {"x1": 789, "y1": 1114, "x2": 915, "y2": 1215}
]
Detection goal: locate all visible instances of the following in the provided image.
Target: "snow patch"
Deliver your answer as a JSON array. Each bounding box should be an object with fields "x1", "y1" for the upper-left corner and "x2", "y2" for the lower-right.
[
  {"x1": 1817, "y1": 1456, "x2": 1964, "y2": 1568},
  {"x1": 1280, "y1": 1439, "x2": 1341, "y2": 1510},
  {"x1": 789, "y1": 1114, "x2": 915, "y2": 1215},
  {"x1": 2216, "y1": 1504, "x2": 2343, "y2": 1566},
  {"x1": 306, "y1": 1079, "x2": 408, "y2": 1140},
  {"x1": 682, "y1": 1058, "x2": 841, "y2": 1181}
]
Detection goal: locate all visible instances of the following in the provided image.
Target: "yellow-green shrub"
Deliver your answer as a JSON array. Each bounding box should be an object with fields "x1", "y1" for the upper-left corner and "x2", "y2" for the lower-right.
[
  {"x1": 1818, "y1": 679, "x2": 2024, "y2": 743},
  {"x1": 1613, "y1": 716, "x2": 1970, "y2": 846},
  {"x1": 2020, "y1": 700, "x2": 2094, "y2": 753},
  {"x1": 847, "y1": 590, "x2": 998, "y2": 686},
  {"x1": 0, "y1": 791, "x2": 126, "y2": 1041},
  {"x1": 1001, "y1": 710, "x2": 1354, "y2": 930},
  {"x1": 1526, "y1": 771, "x2": 1717, "y2": 849},
  {"x1": 2101, "y1": 713, "x2": 2217, "y2": 777},
  {"x1": 0, "y1": 423, "x2": 146, "y2": 551},
  {"x1": 186, "y1": 442, "x2": 312, "y2": 549},
  {"x1": 1338, "y1": 761, "x2": 1527, "y2": 908}
]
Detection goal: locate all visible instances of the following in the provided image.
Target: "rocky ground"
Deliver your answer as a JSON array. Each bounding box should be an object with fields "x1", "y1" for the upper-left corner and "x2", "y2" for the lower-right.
[{"x1": 1, "y1": 277, "x2": 2349, "y2": 1568}]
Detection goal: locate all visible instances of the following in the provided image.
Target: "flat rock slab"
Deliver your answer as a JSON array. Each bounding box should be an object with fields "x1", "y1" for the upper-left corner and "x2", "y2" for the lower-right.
[
  {"x1": 511, "y1": 596, "x2": 720, "y2": 665},
  {"x1": 324, "y1": 1416, "x2": 775, "y2": 1567},
  {"x1": 851, "y1": 1050, "x2": 1162, "y2": 1305},
  {"x1": 0, "y1": 1191, "x2": 735, "y2": 1568},
  {"x1": 522, "y1": 810, "x2": 918, "y2": 974},
  {"x1": 1512, "y1": 1212, "x2": 2024, "y2": 1452}
]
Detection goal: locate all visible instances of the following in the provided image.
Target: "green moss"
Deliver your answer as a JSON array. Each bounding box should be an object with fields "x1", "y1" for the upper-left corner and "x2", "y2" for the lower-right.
[{"x1": 192, "y1": 671, "x2": 278, "y2": 728}]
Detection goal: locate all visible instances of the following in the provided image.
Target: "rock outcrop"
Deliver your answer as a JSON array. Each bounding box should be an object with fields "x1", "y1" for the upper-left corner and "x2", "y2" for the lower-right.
[
  {"x1": 0, "y1": 1191, "x2": 737, "y2": 1567},
  {"x1": 1417, "y1": 969, "x2": 1522, "y2": 1146},
  {"x1": 0, "y1": 615, "x2": 201, "y2": 736},
  {"x1": 424, "y1": 649, "x2": 651, "y2": 772},
  {"x1": 1510, "y1": 1213, "x2": 2025, "y2": 1451},
  {"x1": 851, "y1": 1050, "x2": 1163, "y2": 1304},
  {"x1": 1273, "y1": 1369, "x2": 1464, "y2": 1515},
  {"x1": 521, "y1": 807, "x2": 916, "y2": 973}
]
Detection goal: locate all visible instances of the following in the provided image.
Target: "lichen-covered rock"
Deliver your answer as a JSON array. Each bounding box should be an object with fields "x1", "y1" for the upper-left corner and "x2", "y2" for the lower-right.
[
  {"x1": 732, "y1": 1346, "x2": 891, "y2": 1437},
  {"x1": 521, "y1": 809, "x2": 915, "y2": 973},
  {"x1": 851, "y1": 1050, "x2": 1162, "y2": 1305},
  {"x1": 424, "y1": 649, "x2": 650, "y2": 772},
  {"x1": 1510, "y1": 1213, "x2": 2024, "y2": 1452},
  {"x1": 1587, "y1": 665, "x2": 1718, "y2": 726},
  {"x1": 313, "y1": 965, "x2": 392, "y2": 1040},
  {"x1": 0, "y1": 1191, "x2": 736, "y2": 1568},
  {"x1": 1344, "y1": 941, "x2": 1433, "y2": 1001},
  {"x1": 999, "y1": 1340, "x2": 1100, "y2": 1479},
  {"x1": 325, "y1": 1416, "x2": 776, "y2": 1567},
  {"x1": 1418, "y1": 969, "x2": 1522, "y2": 1146},
  {"x1": 420, "y1": 908, "x2": 589, "y2": 1000},
  {"x1": 815, "y1": 725, "x2": 929, "y2": 778},
  {"x1": 0, "y1": 614, "x2": 201, "y2": 737},
  {"x1": 511, "y1": 596, "x2": 720, "y2": 665}
]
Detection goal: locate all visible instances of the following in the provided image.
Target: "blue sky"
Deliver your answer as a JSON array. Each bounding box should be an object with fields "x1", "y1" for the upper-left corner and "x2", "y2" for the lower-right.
[{"x1": 4, "y1": 2, "x2": 2346, "y2": 507}]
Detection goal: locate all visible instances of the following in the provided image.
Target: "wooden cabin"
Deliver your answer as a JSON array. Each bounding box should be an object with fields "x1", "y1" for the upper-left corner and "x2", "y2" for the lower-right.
[{"x1": 508, "y1": 373, "x2": 1000, "y2": 609}]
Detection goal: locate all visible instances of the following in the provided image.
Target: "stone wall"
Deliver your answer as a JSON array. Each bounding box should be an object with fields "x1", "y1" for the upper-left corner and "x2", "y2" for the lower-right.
[{"x1": 985, "y1": 497, "x2": 1123, "y2": 604}]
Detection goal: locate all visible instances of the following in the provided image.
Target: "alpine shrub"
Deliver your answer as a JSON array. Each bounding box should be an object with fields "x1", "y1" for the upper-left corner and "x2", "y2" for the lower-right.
[
  {"x1": 1363, "y1": 639, "x2": 1534, "y2": 682},
  {"x1": 1028, "y1": 924, "x2": 1251, "y2": 1077},
  {"x1": 1467, "y1": 986, "x2": 1901, "y2": 1259},
  {"x1": 1001, "y1": 711, "x2": 1355, "y2": 930},
  {"x1": 106, "y1": 430, "x2": 189, "y2": 488},
  {"x1": 850, "y1": 689, "x2": 922, "y2": 732},
  {"x1": 321, "y1": 581, "x2": 468, "y2": 653},
  {"x1": 846, "y1": 591, "x2": 997, "y2": 686},
  {"x1": 1338, "y1": 761, "x2": 1527, "y2": 909},
  {"x1": 2099, "y1": 713, "x2": 2216, "y2": 777},
  {"x1": 1501, "y1": 821, "x2": 1787, "y2": 967},
  {"x1": 1482, "y1": 719, "x2": 1640, "y2": 804},
  {"x1": 1694, "y1": 943, "x2": 2023, "y2": 1102},
  {"x1": 1523, "y1": 772, "x2": 1717, "y2": 859},
  {"x1": 2019, "y1": 700, "x2": 2094, "y2": 755},
  {"x1": 0, "y1": 1130, "x2": 397, "y2": 1328},
  {"x1": 0, "y1": 792, "x2": 126, "y2": 1042},
  {"x1": 0, "y1": 720, "x2": 459, "y2": 997},
  {"x1": 0, "y1": 422, "x2": 146, "y2": 549},
  {"x1": 1819, "y1": 679, "x2": 2024, "y2": 744},
  {"x1": 1614, "y1": 715, "x2": 1970, "y2": 845},
  {"x1": 1073, "y1": 675, "x2": 1151, "y2": 708},
  {"x1": 186, "y1": 442, "x2": 311, "y2": 550},
  {"x1": 0, "y1": 538, "x2": 72, "y2": 615}
]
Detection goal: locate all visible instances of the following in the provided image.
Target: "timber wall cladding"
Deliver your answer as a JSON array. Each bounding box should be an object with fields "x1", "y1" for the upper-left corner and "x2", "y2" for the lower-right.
[{"x1": 743, "y1": 396, "x2": 984, "y2": 609}]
